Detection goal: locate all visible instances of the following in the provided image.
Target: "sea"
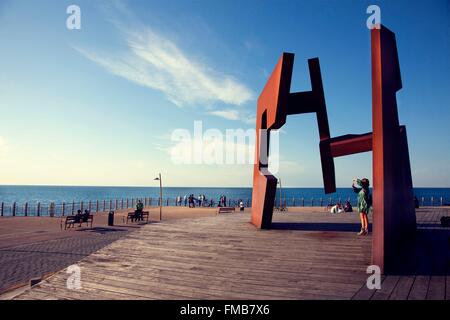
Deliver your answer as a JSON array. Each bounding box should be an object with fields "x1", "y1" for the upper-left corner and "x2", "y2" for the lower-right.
[{"x1": 1, "y1": 185, "x2": 449, "y2": 207}]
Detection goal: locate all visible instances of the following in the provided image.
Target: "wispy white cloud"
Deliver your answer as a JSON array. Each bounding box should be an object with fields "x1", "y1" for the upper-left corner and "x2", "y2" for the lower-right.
[
  {"x1": 208, "y1": 109, "x2": 240, "y2": 121},
  {"x1": 74, "y1": 5, "x2": 254, "y2": 108},
  {"x1": 208, "y1": 109, "x2": 256, "y2": 125}
]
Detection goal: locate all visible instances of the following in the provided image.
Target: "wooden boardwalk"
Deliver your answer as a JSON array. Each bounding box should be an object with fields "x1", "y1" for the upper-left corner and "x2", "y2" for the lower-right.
[
  {"x1": 12, "y1": 208, "x2": 450, "y2": 300},
  {"x1": 353, "y1": 207, "x2": 450, "y2": 300}
]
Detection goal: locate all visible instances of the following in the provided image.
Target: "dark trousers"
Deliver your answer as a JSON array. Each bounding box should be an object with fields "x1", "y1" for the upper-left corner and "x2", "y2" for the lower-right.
[{"x1": 134, "y1": 210, "x2": 143, "y2": 221}]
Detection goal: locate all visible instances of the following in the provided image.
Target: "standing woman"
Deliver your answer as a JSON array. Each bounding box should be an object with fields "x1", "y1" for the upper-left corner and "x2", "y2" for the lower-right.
[{"x1": 352, "y1": 178, "x2": 372, "y2": 236}]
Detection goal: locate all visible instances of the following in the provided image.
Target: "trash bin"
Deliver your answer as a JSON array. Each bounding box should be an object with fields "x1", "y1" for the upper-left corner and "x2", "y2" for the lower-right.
[{"x1": 108, "y1": 210, "x2": 114, "y2": 226}]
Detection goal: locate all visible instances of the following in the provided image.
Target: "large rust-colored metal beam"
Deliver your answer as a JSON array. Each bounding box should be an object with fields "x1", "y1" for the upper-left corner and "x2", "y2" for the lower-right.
[
  {"x1": 328, "y1": 133, "x2": 373, "y2": 157},
  {"x1": 371, "y1": 25, "x2": 416, "y2": 273}
]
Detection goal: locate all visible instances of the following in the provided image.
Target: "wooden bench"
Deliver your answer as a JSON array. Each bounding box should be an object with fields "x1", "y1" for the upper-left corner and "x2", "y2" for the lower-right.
[
  {"x1": 126, "y1": 211, "x2": 149, "y2": 224},
  {"x1": 217, "y1": 207, "x2": 236, "y2": 215},
  {"x1": 64, "y1": 214, "x2": 93, "y2": 230}
]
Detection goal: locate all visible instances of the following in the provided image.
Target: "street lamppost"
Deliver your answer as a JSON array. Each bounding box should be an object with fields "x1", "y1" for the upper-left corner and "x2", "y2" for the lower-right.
[
  {"x1": 154, "y1": 173, "x2": 162, "y2": 221},
  {"x1": 278, "y1": 178, "x2": 282, "y2": 209}
]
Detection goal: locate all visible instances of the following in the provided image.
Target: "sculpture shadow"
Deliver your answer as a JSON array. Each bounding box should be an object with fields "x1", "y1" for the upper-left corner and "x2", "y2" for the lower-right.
[
  {"x1": 77, "y1": 227, "x2": 128, "y2": 234},
  {"x1": 271, "y1": 221, "x2": 450, "y2": 276},
  {"x1": 388, "y1": 227, "x2": 450, "y2": 276},
  {"x1": 271, "y1": 222, "x2": 371, "y2": 233}
]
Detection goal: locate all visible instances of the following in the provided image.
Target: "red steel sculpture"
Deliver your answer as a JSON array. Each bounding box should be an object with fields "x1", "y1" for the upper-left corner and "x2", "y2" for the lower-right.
[{"x1": 251, "y1": 24, "x2": 416, "y2": 273}]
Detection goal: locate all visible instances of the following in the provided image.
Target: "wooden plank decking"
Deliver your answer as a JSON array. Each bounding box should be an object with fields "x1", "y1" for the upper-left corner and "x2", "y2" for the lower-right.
[
  {"x1": 352, "y1": 207, "x2": 450, "y2": 300},
  {"x1": 12, "y1": 208, "x2": 450, "y2": 300}
]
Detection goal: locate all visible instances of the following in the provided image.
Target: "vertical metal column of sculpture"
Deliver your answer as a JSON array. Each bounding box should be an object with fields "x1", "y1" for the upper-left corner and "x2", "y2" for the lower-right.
[
  {"x1": 251, "y1": 53, "x2": 333, "y2": 229},
  {"x1": 322, "y1": 25, "x2": 416, "y2": 272},
  {"x1": 371, "y1": 25, "x2": 416, "y2": 272},
  {"x1": 251, "y1": 53, "x2": 294, "y2": 229}
]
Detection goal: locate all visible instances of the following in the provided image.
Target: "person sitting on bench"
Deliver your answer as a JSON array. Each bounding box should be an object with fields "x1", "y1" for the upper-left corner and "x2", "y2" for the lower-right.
[
  {"x1": 134, "y1": 200, "x2": 144, "y2": 222},
  {"x1": 82, "y1": 209, "x2": 90, "y2": 223},
  {"x1": 74, "y1": 210, "x2": 82, "y2": 223},
  {"x1": 239, "y1": 200, "x2": 245, "y2": 212},
  {"x1": 330, "y1": 203, "x2": 343, "y2": 214},
  {"x1": 344, "y1": 201, "x2": 353, "y2": 212}
]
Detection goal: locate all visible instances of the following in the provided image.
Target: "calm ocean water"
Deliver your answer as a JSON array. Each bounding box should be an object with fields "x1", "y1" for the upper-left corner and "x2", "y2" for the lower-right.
[{"x1": 0, "y1": 185, "x2": 449, "y2": 206}]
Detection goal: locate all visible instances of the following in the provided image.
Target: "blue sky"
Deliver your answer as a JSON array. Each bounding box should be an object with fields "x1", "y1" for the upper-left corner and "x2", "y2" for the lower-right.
[{"x1": 0, "y1": 0, "x2": 449, "y2": 187}]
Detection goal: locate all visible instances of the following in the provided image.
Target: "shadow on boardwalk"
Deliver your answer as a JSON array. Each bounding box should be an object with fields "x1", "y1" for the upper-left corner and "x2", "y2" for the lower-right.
[
  {"x1": 273, "y1": 209, "x2": 450, "y2": 277},
  {"x1": 389, "y1": 228, "x2": 450, "y2": 276},
  {"x1": 271, "y1": 222, "x2": 372, "y2": 233},
  {"x1": 352, "y1": 208, "x2": 450, "y2": 300}
]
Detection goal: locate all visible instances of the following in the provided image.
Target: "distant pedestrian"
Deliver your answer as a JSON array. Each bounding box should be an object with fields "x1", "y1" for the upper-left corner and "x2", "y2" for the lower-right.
[{"x1": 189, "y1": 194, "x2": 195, "y2": 208}]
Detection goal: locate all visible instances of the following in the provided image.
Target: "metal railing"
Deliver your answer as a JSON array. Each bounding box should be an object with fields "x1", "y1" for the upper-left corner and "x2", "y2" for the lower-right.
[
  {"x1": 0, "y1": 197, "x2": 250, "y2": 217},
  {"x1": 0, "y1": 198, "x2": 151, "y2": 217},
  {"x1": 273, "y1": 196, "x2": 448, "y2": 208},
  {"x1": 0, "y1": 196, "x2": 447, "y2": 217}
]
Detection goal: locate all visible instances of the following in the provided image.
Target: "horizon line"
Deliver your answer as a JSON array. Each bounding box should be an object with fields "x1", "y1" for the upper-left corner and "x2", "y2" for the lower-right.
[{"x1": 0, "y1": 184, "x2": 449, "y2": 189}]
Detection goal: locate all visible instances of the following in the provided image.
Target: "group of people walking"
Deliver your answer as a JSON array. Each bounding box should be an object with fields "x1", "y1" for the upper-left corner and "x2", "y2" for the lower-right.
[
  {"x1": 175, "y1": 194, "x2": 212, "y2": 208},
  {"x1": 173, "y1": 194, "x2": 232, "y2": 208}
]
